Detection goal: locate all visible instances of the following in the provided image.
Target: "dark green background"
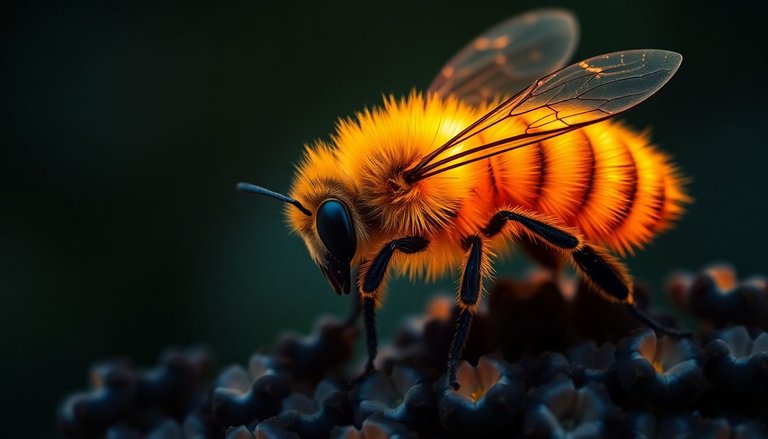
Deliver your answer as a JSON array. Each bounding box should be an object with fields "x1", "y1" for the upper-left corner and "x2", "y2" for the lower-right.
[{"x1": 2, "y1": 1, "x2": 766, "y2": 436}]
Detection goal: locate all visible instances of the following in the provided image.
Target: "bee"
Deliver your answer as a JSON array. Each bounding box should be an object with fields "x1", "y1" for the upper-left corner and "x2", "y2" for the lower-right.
[{"x1": 238, "y1": 9, "x2": 690, "y2": 388}]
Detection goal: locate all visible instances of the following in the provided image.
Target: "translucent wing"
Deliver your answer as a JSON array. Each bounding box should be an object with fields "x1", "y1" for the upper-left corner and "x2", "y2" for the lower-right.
[
  {"x1": 429, "y1": 9, "x2": 579, "y2": 106},
  {"x1": 408, "y1": 50, "x2": 682, "y2": 182}
]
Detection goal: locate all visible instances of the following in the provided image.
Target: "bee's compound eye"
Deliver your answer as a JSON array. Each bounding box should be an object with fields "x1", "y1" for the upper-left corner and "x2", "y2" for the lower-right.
[{"x1": 316, "y1": 199, "x2": 356, "y2": 262}]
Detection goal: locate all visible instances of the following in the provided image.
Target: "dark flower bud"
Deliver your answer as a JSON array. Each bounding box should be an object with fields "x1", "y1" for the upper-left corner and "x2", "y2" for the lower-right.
[
  {"x1": 137, "y1": 348, "x2": 213, "y2": 416},
  {"x1": 58, "y1": 362, "x2": 137, "y2": 435},
  {"x1": 686, "y1": 264, "x2": 767, "y2": 327},
  {"x1": 212, "y1": 355, "x2": 292, "y2": 427},
  {"x1": 269, "y1": 378, "x2": 352, "y2": 439},
  {"x1": 276, "y1": 316, "x2": 358, "y2": 387}
]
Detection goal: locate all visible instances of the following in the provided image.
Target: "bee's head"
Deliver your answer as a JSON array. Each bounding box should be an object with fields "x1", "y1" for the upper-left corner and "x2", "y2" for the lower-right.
[
  {"x1": 312, "y1": 198, "x2": 356, "y2": 295},
  {"x1": 237, "y1": 182, "x2": 359, "y2": 295}
]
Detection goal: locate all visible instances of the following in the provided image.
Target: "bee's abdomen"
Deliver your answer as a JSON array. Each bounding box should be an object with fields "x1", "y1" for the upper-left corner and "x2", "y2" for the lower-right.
[{"x1": 488, "y1": 120, "x2": 688, "y2": 254}]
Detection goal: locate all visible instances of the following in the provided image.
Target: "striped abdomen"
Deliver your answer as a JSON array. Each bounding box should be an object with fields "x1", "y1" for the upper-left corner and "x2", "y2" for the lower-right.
[{"x1": 481, "y1": 118, "x2": 689, "y2": 254}]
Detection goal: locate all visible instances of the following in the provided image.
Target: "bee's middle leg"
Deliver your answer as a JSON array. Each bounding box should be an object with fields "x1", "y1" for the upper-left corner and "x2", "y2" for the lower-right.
[
  {"x1": 358, "y1": 236, "x2": 429, "y2": 372},
  {"x1": 447, "y1": 234, "x2": 488, "y2": 390}
]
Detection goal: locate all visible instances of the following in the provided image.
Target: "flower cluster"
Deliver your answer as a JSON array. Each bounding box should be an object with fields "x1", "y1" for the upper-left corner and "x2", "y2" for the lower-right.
[
  {"x1": 58, "y1": 266, "x2": 768, "y2": 438},
  {"x1": 668, "y1": 263, "x2": 768, "y2": 328}
]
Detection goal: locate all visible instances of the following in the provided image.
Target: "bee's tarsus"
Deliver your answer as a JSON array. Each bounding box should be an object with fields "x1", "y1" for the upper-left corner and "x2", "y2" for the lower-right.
[
  {"x1": 447, "y1": 308, "x2": 475, "y2": 390},
  {"x1": 628, "y1": 304, "x2": 691, "y2": 338},
  {"x1": 447, "y1": 236, "x2": 484, "y2": 389}
]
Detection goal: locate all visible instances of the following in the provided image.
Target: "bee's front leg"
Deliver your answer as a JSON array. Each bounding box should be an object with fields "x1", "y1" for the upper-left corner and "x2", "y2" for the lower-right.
[{"x1": 358, "y1": 236, "x2": 429, "y2": 373}]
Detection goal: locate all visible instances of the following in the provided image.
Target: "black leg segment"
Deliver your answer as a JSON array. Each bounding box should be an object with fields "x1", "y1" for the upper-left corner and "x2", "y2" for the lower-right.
[
  {"x1": 571, "y1": 244, "x2": 630, "y2": 302},
  {"x1": 460, "y1": 236, "x2": 483, "y2": 306},
  {"x1": 362, "y1": 236, "x2": 429, "y2": 293},
  {"x1": 359, "y1": 236, "x2": 428, "y2": 374},
  {"x1": 629, "y1": 304, "x2": 692, "y2": 337},
  {"x1": 448, "y1": 235, "x2": 483, "y2": 390},
  {"x1": 483, "y1": 210, "x2": 579, "y2": 249}
]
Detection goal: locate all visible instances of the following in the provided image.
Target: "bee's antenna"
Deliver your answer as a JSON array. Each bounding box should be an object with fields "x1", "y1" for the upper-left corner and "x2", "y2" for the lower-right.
[{"x1": 236, "y1": 182, "x2": 312, "y2": 216}]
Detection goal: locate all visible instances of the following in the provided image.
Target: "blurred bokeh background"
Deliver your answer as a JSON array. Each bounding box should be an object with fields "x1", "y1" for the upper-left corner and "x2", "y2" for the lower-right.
[{"x1": 1, "y1": 0, "x2": 766, "y2": 435}]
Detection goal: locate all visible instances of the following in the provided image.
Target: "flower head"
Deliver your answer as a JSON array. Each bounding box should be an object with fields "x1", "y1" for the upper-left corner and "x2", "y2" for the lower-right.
[
  {"x1": 437, "y1": 355, "x2": 525, "y2": 434},
  {"x1": 265, "y1": 378, "x2": 352, "y2": 439},
  {"x1": 615, "y1": 329, "x2": 704, "y2": 406},
  {"x1": 136, "y1": 348, "x2": 212, "y2": 416},
  {"x1": 277, "y1": 316, "x2": 358, "y2": 387},
  {"x1": 626, "y1": 411, "x2": 768, "y2": 438},
  {"x1": 524, "y1": 375, "x2": 619, "y2": 438},
  {"x1": 58, "y1": 348, "x2": 213, "y2": 436},
  {"x1": 670, "y1": 264, "x2": 768, "y2": 328},
  {"x1": 353, "y1": 365, "x2": 434, "y2": 431},
  {"x1": 212, "y1": 355, "x2": 292, "y2": 427},
  {"x1": 58, "y1": 362, "x2": 137, "y2": 435},
  {"x1": 565, "y1": 340, "x2": 626, "y2": 401},
  {"x1": 705, "y1": 326, "x2": 768, "y2": 399}
]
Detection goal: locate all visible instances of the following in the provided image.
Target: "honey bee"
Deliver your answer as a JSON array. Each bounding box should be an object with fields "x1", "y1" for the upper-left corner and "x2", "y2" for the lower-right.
[{"x1": 238, "y1": 9, "x2": 690, "y2": 388}]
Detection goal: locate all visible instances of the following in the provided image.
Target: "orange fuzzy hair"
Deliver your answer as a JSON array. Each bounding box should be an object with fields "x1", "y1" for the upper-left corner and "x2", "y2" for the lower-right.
[{"x1": 333, "y1": 92, "x2": 488, "y2": 238}]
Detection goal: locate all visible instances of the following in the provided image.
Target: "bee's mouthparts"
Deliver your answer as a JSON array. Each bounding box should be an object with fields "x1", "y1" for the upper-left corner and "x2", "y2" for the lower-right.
[{"x1": 320, "y1": 256, "x2": 351, "y2": 295}]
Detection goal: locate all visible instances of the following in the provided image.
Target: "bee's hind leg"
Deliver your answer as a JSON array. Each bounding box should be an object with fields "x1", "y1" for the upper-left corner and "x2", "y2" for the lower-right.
[
  {"x1": 569, "y1": 241, "x2": 691, "y2": 337},
  {"x1": 627, "y1": 302, "x2": 691, "y2": 337},
  {"x1": 358, "y1": 236, "x2": 429, "y2": 373},
  {"x1": 483, "y1": 209, "x2": 690, "y2": 337}
]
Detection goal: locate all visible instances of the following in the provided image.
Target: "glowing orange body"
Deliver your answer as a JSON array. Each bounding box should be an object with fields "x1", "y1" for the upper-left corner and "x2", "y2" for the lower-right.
[{"x1": 288, "y1": 93, "x2": 688, "y2": 287}]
